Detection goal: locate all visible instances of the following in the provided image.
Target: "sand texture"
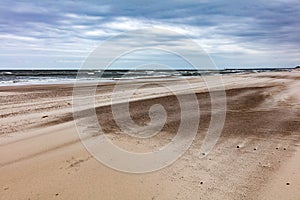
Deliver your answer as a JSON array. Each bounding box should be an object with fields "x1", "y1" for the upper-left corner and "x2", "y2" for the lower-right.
[{"x1": 0, "y1": 71, "x2": 299, "y2": 200}]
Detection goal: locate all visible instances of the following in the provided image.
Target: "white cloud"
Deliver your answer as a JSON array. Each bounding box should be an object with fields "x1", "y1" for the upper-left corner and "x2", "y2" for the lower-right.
[
  {"x1": 0, "y1": 34, "x2": 38, "y2": 42},
  {"x1": 102, "y1": 17, "x2": 152, "y2": 31},
  {"x1": 84, "y1": 30, "x2": 118, "y2": 37},
  {"x1": 64, "y1": 13, "x2": 103, "y2": 21},
  {"x1": 12, "y1": 3, "x2": 50, "y2": 14}
]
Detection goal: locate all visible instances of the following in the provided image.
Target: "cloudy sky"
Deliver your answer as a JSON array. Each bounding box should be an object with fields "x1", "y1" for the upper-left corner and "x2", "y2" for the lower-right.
[{"x1": 0, "y1": 0, "x2": 299, "y2": 69}]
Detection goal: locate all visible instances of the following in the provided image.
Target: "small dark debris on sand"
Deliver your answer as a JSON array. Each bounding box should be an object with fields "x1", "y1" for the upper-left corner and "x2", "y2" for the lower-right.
[
  {"x1": 236, "y1": 145, "x2": 240, "y2": 149},
  {"x1": 3, "y1": 187, "x2": 9, "y2": 190},
  {"x1": 286, "y1": 182, "x2": 290, "y2": 185},
  {"x1": 42, "y1": 115, "x2": 48, "y2": 119},
  {"x1": 55, "y1": 193, "x2": 59, "y2": 196}
]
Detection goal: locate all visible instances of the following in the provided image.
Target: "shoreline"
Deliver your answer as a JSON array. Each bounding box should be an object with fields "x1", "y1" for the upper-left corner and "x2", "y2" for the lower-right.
[{"x1": 0, "y1": 69, "x2": 295, "y2": 87}]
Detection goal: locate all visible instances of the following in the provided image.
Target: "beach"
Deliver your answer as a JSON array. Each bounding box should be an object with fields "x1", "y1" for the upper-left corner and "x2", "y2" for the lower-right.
[{"x1": 0, "y1": 71, "x2": 299, "y2": 199}]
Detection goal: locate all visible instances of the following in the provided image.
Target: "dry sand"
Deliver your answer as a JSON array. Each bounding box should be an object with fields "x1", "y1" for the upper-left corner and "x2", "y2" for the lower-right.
[{"x1": 0, "y1": 71, "x2": 299, "y2": 199}]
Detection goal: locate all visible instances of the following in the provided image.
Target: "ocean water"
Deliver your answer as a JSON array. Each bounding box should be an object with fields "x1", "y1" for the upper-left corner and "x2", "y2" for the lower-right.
[{"x1": 0, "y1": 69, "x2": 292, "y2": 85}]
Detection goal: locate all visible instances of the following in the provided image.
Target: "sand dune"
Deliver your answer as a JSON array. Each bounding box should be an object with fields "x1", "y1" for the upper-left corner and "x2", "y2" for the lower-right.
[{"x1": 0, "y1": 71, "x2": 299, "y2": 199}]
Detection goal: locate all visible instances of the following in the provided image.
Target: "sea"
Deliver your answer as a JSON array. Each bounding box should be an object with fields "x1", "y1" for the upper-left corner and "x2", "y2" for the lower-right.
[{"x1": 0, "y1": 68, "x2": 293, "y2": 86}]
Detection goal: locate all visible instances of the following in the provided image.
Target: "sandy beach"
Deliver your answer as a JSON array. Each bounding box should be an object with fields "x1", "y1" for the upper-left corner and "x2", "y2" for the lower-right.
[{"x1": 0, "y1": 71, "x2": 299, "y2": 200}]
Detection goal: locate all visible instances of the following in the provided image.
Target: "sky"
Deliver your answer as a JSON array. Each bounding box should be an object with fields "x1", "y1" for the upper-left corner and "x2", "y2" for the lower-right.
[{"x1": 0, "y1": 0, "x2": 299, "y2": 69}]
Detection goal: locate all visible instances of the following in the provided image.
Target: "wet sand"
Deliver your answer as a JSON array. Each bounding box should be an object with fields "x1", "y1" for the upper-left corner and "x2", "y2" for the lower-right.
[{"x1": 0, "y1": 71, "x2": 299, "y2": 199}]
